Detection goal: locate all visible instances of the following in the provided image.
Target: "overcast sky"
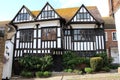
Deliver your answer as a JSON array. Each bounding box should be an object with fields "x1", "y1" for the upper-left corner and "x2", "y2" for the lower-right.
[{"x1": 0, "y1": 0, "x2": 109, "y2": 21}]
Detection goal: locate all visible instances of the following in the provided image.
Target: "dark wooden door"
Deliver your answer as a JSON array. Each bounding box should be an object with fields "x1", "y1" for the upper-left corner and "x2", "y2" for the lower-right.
[{"x1": 52, "y1": 55, "x2": 63, "y2": 71}]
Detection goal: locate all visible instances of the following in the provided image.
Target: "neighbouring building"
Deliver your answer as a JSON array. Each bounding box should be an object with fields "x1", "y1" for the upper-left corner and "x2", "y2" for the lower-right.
[
  {"x1": 1, "y1": 2, "x2": 106, "y2": 79},
  {"x1": 0, "y1": 22, "x2": 6, "y2": 80},
  {"x1": 109, "y1": 0, "x2": 120, "y2": 64},
  {"x1": 0, "y1": 21, "x2": 15, "y2": 80},
  {"x1": 103, "y1": 17, "x2": 118, "y2": 64}
]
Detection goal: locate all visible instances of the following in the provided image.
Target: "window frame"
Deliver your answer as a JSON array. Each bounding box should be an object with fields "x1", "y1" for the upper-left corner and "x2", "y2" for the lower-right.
[
  {"x1": 72, "y1": 29, "x2": 95, "y2": 42},
  {"x1": 41, "y1": 10, "x2": 55, "y2": 19},
  {"x1": 41, "y1": 27, "x2": 57, "y2": 41},
  {"x1": 105, "y1": 32, "x2": 108, "y2": 41},
  {"x1": 17, "y1": 13, "x2": 29, "y2": 21},
  {"x1": 20, "y1": 29, "x2": 33, "y2": 42},
  {"x1": 112, "y1": 32, "x2": 117, "y2": 41},
  {"x1": 76, "y1": 12, "x2": 90, "y2": 20}
]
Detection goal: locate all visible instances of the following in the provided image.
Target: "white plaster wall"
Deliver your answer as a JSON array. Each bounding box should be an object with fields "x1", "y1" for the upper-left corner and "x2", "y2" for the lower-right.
[
  {"x1": 71, "y1": 24, "x2": 96, "y2": 28},
  {"x1": 2, "y1": 40, "x2": 14, "y2": 79},
  {"x1": 16, "y1": 23, "x2": 36, "y2": 29},
  {"x1": 115, "y1": 10, "x2": 120, "y2": 64},
  {"x1": 38, "y1": 20, "x2": 60, "y2": 28}
]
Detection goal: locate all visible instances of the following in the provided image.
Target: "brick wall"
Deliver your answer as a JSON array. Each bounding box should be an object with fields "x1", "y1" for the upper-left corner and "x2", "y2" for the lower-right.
[
  {"x1": 0, "y1": 37, "x2": 5, "y2": 80},
  {"x1": 105, "y1": 29, "x2": 118, "y2": 56}
]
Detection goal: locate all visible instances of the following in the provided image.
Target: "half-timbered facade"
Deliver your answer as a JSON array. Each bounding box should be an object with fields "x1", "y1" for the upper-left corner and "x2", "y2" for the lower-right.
[
  {"x1": 11, "y1": 3, "x2": 105, "y2": 59},
  {"x1": 1, "y1": 2, "x2": 106, "y2": 78}
]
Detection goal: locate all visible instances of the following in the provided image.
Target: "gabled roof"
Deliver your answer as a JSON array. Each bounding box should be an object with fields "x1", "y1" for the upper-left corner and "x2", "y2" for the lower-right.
[
  {"x1": 36, "y1": 2, "x2": 62, "y2": 20},
  {"x1": 32, "y1": 6, "x2": 103, "y2": 23},
  {"x1": 103, "y1": 17, "x2": 116, "y2": 29},
  {"x1": 11, "y1": 5, "x2": 36, "y2": 23}
]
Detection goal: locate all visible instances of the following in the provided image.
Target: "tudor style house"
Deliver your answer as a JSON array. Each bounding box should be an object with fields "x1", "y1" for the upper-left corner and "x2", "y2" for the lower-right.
[{"x1": 2, "y1": 2, "x2": 105, "y2": 79}]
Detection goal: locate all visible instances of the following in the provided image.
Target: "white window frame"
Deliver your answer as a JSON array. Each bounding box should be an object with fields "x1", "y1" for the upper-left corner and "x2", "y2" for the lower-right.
[
  {"x1": 112, "y1": 32, "x2": 117, "y2": 41},
  {"x1": 105, "y1": 32, "x2": 107, "y2": 41}
]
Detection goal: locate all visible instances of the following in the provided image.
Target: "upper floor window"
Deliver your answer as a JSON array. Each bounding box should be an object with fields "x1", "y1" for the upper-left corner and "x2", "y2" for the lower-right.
[
  {"x1": 76, "y1": 12, "x2": 90, "y2": 20},
  {"x1": 17, "y1": 13, "x2": 29, "y2": 21},
  {"x1": 20, "y1": 29, "x2": 33, "y2": 42},
  {"x1": 112, "y1": 32, "x2": 117, "y2": 41},
  {"x1": 41, "y1": 10, "x2": 54, "y2": 19},
  {"x1": 41, "y1": 27, "x2": 56, "y2": 40},
  {"x1": 0, "y1": 27, "x2": 5, "y2": 37},
  {"x1": 105, "y1": 32, "x2": 108, "y2": 41}
]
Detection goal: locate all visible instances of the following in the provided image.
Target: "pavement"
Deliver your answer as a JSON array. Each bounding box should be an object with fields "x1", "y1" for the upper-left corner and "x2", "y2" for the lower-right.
[{"x1": 11, "y1": 69, "x2": 120, "y2": 80}]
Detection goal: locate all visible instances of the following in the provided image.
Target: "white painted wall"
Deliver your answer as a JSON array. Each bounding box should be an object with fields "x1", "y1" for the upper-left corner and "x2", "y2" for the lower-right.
[
  {"x1": 71, "y1": 24, "x2": 96, "y2": 28},
  {"x1": 2, "y1": 40, "x2": 14, "y2": 79},
  {"x1": 114, "y1": 9, "x2": 120, "y2": 64}
]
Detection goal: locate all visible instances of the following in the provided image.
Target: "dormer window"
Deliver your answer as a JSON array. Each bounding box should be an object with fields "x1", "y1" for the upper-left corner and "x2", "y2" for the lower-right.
[
  {"x1": 76, "y1": 12, "x2": 90, "y2": 20},
  {"x1": 0, "y1": 27, "x2": 5, "y2": 37},
  {"x1": 17, "y1": 13, "x2": 29, "y2": 21},
  {"x1": 41, "y1": 10, "x2": 54, "y2": 19}
]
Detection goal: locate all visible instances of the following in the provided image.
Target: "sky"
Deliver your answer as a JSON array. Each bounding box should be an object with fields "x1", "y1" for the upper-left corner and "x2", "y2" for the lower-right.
[{"x1": 0, "y1": 0, "x2": 109, "y2": 21}]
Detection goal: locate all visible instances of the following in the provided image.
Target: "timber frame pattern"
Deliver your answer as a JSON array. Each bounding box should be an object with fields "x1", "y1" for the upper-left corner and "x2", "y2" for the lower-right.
[{"x1": 10, "y1": 2, "x2": 105, "y2": 72}]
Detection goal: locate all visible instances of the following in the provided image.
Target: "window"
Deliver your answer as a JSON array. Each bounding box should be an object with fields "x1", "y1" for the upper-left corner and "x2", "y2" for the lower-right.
[
  {"x1": 17, "y1": 13, "x2": 29, "y2": 21},
  {"x1": 76, "y1": 12, "x2": 90, "y2": 20},
  {"x1": 112, "y1": 32, "x2": 117, "y2": 41},
  {"x1": 73, "y1": 29, "x2": 94, "y2": 41},
  {"x1": 64, "y1": 30, "x2": 71, "y2": 36},
  {"x1": 41, "y1": 10, "x2": 54, "y2": 19},
  {"x1": 20, "y1": 29, "x2": 33, "y2": 42},
  {"x1": 105, "y1": 32, "x2": 108, "y2": 41},
  {"x1": 42, "y1": 28, "x2": 56, "y2": 40},
  {"x1": 0, "y1": 27, "x2": 5, "y2": 37}
]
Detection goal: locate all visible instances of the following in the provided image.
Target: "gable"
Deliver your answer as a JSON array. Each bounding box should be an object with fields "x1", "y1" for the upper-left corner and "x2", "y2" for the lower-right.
[
  {"x1": 11, "y1": 5, "x2": 35, "y2": 23},
  {"x1": 70, "y1": 5, "x2": 97, "y2": 23},
  {"x1": 36, "y1": 2, "x2": 61, "y2": 20}
]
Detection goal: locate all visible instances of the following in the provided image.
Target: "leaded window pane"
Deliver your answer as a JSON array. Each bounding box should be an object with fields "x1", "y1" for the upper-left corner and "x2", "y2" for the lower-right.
[
  {"x1": 42, "y1": 28, "x2": 56, "y2": 40},
  {"x1": 20, "y1": 29, "x2": 33, "y2": 42}
]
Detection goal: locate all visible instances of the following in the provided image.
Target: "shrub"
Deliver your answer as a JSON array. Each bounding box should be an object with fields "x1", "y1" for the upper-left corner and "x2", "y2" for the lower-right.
[
  {"x1": 63, "y1": 51, "x2": 90, "y2": 70},
  {"x1": 63, "y1": 51, "x2": 79, "y2": 69},
  {"x1": 35, "y1": 71, "x2": 43, "y2": 77},
  {"x1": 77, "y1": 57, "x2": 90, "y2": 66},
  {"x1": 95, "y1": 52, "x2": 113, "y2": 67},
  {"x1": 40, "y1": 55, "x2": 53, "y2": 71},
  {"x1": 109, "y1": 64, "x2": 119, "y2": 69},
  {"x1": 43, "y1": 71, "x2": 52, "y2": 77},
  {"x1": 20, "y1": 71, "x2": 33, "y2": 78},
  {"x1": 84, "y1": 67, "x2": 93, "y2": 74},
  {"x1": 73, "y1": 69, "x2": 82, "y2": 74},
  {"x1": 67, "y1": 69, "x2": 73, "y2": 73},
  {"x1": 64, "y1": 69, "x2": 68, "y2": 72},
  {"x1": 35, "y1": 71, "x2": 52, "y2": 78},
  {"x1": 102, "y1": 66, "x2": 110, "y2": 72},
  {"x1": 19, "y1": 55, "x2": 53, "y2": 71},
  {"x1": 90, "y1": 57, "x2": 103, "y2": 71}
]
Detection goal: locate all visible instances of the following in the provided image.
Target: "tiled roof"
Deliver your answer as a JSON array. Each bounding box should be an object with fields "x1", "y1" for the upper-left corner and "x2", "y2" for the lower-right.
[
  {"x1": 32, "y1": 6, "x2": 103, "y2": 23},
  {"x1": 0, "y1": 21, "x2": 9, "y2": 27},
  {"x1": 103, "y1": 17, "x2": 116, "y2": 29}
]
